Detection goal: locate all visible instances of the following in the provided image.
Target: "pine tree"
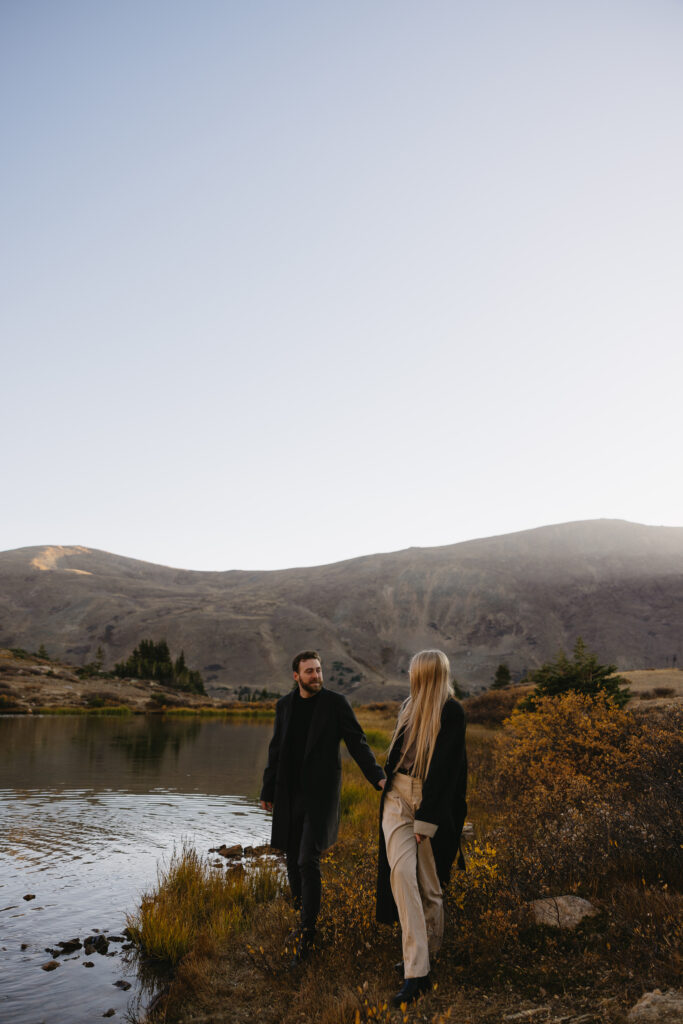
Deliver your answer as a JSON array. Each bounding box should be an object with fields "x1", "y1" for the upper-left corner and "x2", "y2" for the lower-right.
[
  {"x1": 492, "y1": 663, "x2": 512, "y2": 689},
  {"x1": 521, "y1": 637, "x2": 630, "y2": 710}
]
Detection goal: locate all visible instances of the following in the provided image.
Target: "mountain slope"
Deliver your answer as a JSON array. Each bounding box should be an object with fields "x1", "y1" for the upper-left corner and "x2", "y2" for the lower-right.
[{"x1": 1, "y1": 520, "x2": 682, "y2": 698}]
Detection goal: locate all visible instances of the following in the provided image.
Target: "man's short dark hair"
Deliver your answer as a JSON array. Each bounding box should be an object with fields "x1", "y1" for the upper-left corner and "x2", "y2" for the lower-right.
[{"x1": 292, "y1": 650, "x2": 321, "y2": 674}]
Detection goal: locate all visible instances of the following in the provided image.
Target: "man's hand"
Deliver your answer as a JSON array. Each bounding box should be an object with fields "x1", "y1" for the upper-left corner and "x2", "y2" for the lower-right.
[
  {"x1": 415, "y1": 834, "x2": 426, "y2": 844},
  {"x1": 378, "y1": 778, "x2": 386, "y2": 790},
  {"x1": 260, "y1": 800, "x2": 273, "y2": 811}
]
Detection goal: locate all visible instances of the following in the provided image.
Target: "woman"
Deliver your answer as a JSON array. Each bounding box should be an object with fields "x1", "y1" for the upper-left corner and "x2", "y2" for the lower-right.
[{"x1": 376, "y1": 649, "x2": 467, "y2": 1007}]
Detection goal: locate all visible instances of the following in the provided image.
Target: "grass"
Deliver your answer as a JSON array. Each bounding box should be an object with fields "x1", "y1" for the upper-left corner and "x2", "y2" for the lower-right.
[
  {"x1": 126, "y1": 845, "x2": 282, "y2": 967},
  {"x1": 125, "y1": 701, "x2": 682, "y2": 1023},
  {"x1": 34, "y1": 704, "x2": 134, "y2": 715}
]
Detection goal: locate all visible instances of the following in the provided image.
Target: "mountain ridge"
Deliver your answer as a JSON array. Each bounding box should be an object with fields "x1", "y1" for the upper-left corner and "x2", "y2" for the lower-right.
[{"x1": 1, "y1": 520, "x2": 682, "y2": 699}]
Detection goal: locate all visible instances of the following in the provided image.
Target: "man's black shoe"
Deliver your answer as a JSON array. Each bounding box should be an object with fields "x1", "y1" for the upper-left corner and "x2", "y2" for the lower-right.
[
  {"x1": 390, "y1": 974, "x2": 430, "y2": 1007},
  {"x1": 287, "y1": 927, "x2": 316, "y2": 969}
]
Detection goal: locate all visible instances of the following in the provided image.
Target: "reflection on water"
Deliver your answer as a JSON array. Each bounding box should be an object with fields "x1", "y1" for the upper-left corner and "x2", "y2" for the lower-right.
[{"x1": 0, "y1": 715, "x2": 274, "y2": 1024}]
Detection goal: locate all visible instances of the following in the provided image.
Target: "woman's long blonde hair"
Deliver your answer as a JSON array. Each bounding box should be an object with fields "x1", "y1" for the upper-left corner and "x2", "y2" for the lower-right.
[{"x1": 389, "y1": 649, "x2": 454, "y2": 779}]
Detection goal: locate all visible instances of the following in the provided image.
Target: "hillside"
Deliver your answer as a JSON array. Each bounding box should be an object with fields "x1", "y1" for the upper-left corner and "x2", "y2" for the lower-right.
[{"x1": 1, "y1": 520, "x2": 683, "y2": 699}]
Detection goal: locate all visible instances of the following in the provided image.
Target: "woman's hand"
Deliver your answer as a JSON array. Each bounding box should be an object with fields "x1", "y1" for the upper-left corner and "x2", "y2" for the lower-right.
[{"x1": 415, "y1": 834, "x2": 427, "y2": 844}]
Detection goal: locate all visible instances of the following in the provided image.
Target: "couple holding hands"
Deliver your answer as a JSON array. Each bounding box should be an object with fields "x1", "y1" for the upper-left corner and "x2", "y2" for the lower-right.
[{"x1": 260, "y1": 648, "x2": 467, "y2": 1007}]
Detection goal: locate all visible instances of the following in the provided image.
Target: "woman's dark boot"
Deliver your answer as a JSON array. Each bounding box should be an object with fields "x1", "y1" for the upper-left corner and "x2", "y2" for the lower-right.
[{"x1": 390, "y1": 974, "x2": 430, "y2": 1006}]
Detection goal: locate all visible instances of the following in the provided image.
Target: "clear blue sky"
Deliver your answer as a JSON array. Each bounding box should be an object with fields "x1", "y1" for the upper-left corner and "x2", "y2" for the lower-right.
[{"x1": 2, "y1": 0, "x2": 682, "y2": 570}]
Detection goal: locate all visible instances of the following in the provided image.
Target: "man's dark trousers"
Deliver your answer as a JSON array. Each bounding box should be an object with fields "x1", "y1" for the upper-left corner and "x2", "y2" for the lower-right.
[{"x1": 286, "y1": 790, "x2": 323, "y2": 931}]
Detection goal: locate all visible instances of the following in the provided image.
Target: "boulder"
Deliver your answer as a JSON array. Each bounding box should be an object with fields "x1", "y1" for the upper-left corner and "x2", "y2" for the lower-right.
[
  {"x1": 530, "y1": 895, "x2": 598, "y2": 929},
  {"x1": 84, "y1": 935, "x2": 109, "y2": 955},
  {"x1": 41, "y1": 960, "x2": 60, "y2": 971},
  {"x1": 57, "y1": 938, "x2": 82, "y2": 954},
  {"x1": 627, "y1": 990, "x2": 683, "y2": 1022},
  {"x1": 208, "y1": 843, "x2": 242, "y2": 858}
]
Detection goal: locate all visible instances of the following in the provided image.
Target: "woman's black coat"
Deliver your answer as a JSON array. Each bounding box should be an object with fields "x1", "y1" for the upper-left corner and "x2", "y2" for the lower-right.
[
  {"x1": 376, "y1": 697, "x2": 467, "y2": 924},
  {"x1": 261, "y1": 687, "x2": 385, "y2": 851}
]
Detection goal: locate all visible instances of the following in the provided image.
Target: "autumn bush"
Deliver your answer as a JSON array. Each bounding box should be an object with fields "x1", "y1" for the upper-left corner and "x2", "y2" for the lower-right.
[
  {"x1": 486, "y1": 693, "x2": 682, "y2": 894},
  {"x1": 461, "y1": 686, "x2": 532, "y2": 726}
]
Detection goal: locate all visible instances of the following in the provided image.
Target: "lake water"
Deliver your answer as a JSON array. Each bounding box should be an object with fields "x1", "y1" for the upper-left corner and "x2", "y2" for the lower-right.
[{"x1": 0, "y1": 714, "x2": 274, "y2": 1024}]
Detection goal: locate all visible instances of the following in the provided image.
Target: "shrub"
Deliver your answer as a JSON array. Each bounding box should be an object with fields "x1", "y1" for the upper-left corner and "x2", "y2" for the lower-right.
[
  {"x1": 489, "y1": 693, "x2": 682, "y2": 893},
  {"x1": 462, "y1": 687, "x2": 531, "y2": 726}
]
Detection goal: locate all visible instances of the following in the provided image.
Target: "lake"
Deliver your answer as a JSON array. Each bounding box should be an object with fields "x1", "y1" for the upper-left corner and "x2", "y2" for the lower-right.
[{"x1": 0, "y1": 714, "x2": 274, "y2": 1024}]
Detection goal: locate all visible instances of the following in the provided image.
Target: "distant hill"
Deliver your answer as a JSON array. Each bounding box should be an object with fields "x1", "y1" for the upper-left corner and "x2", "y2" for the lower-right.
[{"x1": 1, "y1": 520, "x2": 682, "y2": 700}]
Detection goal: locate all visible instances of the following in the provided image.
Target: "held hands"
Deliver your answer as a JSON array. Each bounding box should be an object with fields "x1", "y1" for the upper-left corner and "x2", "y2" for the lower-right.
[
  {"x1": 415, "y1": 833, "x2": 427, "y2": 844},
  {"x1": 378, "y1": 778, "x2": 386, "y2": 790},
  {"x1": 260, "y1": 800, "x2": 273, "y2": 811}
]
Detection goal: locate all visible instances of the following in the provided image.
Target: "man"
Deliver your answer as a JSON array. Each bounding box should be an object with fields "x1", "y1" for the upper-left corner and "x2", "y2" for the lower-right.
[{"x1": 260, "y1": 650, "x2": 386, "y2": 962}]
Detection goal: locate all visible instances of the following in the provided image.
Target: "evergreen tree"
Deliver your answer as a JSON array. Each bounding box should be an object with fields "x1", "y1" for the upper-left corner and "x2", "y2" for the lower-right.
[
  {"x1": 492, "y1": 663, "x2": 512, "y2": 689},
  {"x1": 114, "y1": 638, "x2": 205, "y2": 695},
  {"x1": 37, "y1": 643, "x2": 49, "y2": 659},
  {"x1": 520, "y1": 638, "x2": 630, "y2": 710}
]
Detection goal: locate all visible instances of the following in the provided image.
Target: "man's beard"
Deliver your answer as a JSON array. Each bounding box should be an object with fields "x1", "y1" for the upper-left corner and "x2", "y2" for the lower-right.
[{"x1": 299, "y1": 679, "x2": 322, "y2": 695}]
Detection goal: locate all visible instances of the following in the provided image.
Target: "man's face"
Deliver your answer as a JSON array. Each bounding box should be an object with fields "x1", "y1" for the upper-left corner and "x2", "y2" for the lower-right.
[{"x1": 294, "y1": 658, "x2": 323, "y2": 698}]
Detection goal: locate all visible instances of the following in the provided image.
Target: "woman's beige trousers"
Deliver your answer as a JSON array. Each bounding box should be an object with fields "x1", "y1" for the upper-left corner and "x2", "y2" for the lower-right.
[{"x1": 382, "y1": 773, "x2": 443, "y2": 978}]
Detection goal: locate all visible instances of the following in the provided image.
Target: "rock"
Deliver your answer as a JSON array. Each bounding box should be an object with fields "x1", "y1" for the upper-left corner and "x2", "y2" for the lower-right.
[
  {"x1": 20, "y1": 943, "x2": 28, "y2": 951},
  {"x1": 83, "y1": 961, "x2": 95, "y2": 967},
  {"x1": 57, "y1": 938, "x2": 82, "y2": 954},
  {"x1": 23, "y1": 894, "x2": 36, "y2": 901},
  {"x1": 243, "y1": 846, "x2": 254, "y2": 856},
  {"x1": 627, "y1": 989, "x2": 683, "y2": 1022},
  {"x1": 530, "y1": 895, "x2": 598, "y2": 929},
  {"x1": 107, "y1": 935, "x2": 126, "y2": 943},
  {"x1": 251, "y1": 844, "x2": 273, "y2": 855},
  {"x1": 84, "y1": 934, "x2": 110, "y2": 955},
  {"x1": 103, "y1": 1010, "x2": 116, "y2": 1018},
  {"x1": 41, "y1": 960, "x2": 60, "y2": 971},
  {"x1": 209, "y1": 843, "x2": 243, "y2": 858},
  {"x1": 113, "y1": 980, "x2": 131, "y2": 991}
]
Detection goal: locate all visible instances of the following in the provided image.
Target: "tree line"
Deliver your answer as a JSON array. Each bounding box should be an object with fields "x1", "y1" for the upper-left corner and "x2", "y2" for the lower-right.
[{"x1": 115, "y1": 639, "x2": 205, "y2": 695}]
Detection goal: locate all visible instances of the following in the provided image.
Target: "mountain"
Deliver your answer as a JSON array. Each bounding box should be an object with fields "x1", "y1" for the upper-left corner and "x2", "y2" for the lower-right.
[{"x1": 1, "y1": 520, "x2": 682, "y2": 699}]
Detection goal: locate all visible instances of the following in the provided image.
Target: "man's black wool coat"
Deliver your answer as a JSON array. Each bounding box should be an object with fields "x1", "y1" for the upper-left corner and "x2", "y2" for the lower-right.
[
  {"x1": 260, "y1": 687, "x2": 386, "y2": 851},
  {"x1": 376, "y1": 697, "x2": 467, "y2": 924}
]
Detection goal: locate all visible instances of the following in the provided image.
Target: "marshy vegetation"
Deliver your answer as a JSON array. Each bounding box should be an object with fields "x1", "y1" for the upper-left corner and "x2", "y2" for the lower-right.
[{"x1": 125, "y1": 693, "x2": 682, "y2": 1024}]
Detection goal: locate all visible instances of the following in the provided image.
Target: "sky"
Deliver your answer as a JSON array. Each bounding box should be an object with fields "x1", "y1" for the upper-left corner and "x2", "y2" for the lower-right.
[{"x1": 2, "y1": 0, "x2": 683, "y2": 571}]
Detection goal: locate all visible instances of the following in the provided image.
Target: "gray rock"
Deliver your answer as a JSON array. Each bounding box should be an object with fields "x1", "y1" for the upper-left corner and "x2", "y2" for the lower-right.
[
  {"x1": 530, "y1": 895, "x2": 598, "y2": 929},
  {"x1": 627, "y1": 989, "x2": 683, "y2": 1022},
  {"x1": 84, "y1": 934, "x2": 109, "y2": 955},
  {"x1": 57, "y1": 938, "x2": 82, "y2": 954}
]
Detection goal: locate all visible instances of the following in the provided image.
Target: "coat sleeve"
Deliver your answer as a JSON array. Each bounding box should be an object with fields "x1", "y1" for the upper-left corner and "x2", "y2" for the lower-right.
[
  {"x1": 260, "y1": 699, "x2": 283, "y2": 803},
  {"x1": 414, "y1": 700, "x2": 466, "y2": 834},
  {"x1": 338, "y1": 696, "x2": 386, "y2": 788}
]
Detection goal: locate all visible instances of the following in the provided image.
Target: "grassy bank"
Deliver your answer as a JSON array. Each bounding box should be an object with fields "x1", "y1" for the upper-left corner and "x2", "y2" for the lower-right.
[{"x1": 127, "y1": 699, "x2": 682, "y2": 1024}]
